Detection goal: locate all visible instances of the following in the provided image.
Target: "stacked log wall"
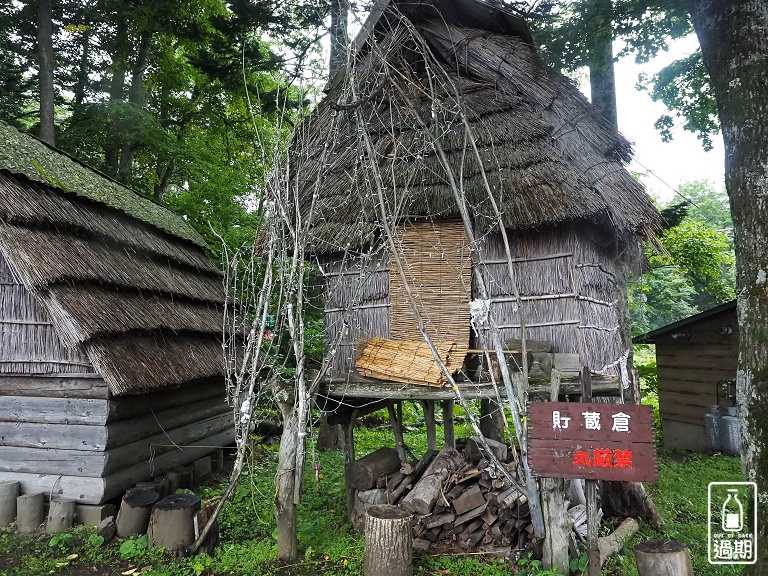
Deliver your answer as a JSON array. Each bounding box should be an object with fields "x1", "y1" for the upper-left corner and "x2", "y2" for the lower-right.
[
  {"x1": 0, "y1": 375, "x2": 233, "y2": 504},
  {"x1": 655, "y1": 307, "x2": 738, "y2": 451}
]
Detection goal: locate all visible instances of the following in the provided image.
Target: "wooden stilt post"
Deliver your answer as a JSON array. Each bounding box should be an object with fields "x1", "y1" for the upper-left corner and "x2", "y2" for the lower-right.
[
  {"x1": 441, "y1": 400, "x2": 455, "y2": 448},
  {"x1": 423, "y1": 401, "x2": 437, "y2": 451},
  {"x1": 343, "y1": 409, "x2": 358, "y2": 519},
  {"x1": 388, "y1": 403, "x2": 406, "y2": 461},
  {"x1": 116, "y1": 489, "x2": 159, "y2": 537},
  {"x1": 364, "y1": 504, "x2": 413, "y2": 576},
  {"x1": 147, "y1": 493, "x2": 201, "y2": 553},
  {"x1": 581, "y1": 367, "x2": 600, "y2": 576}
]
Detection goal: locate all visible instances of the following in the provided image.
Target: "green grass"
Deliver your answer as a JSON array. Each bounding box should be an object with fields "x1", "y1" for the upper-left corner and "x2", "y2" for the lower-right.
[{"x1": 0, "y1": 414, "x2": 748, "y2": 576}]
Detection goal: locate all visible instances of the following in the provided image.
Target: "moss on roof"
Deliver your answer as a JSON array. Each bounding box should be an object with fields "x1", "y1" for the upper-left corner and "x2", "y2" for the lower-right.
[{"x1": 0, "y1": 121, "x2": 206, "y2": 248}]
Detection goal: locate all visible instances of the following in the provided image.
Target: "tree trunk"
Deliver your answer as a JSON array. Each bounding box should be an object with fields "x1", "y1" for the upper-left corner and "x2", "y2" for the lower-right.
[
  {"x1": 119, "y1": 30, "x2": 152, "y2": 180},
  {"x1": 316, "y1": 413, "x2": 343, "y2": 451},
  {"x1": 541, "y1": 478, "x2": 569, "y2": 574},
  {"x1": 37, "y1": 0, "x2": 55, "y2": 145},
  {"x1": 105, "y1": 22, "x2": 128, "y2": 177},
  {"x1": 586, "y1": 0, "x2": 618, "y2": 130},
  {"x1": 684, "y1": 2, "x2": 768, "y2": 570},
  {"x1": 275, "y1": 413, "x2": 299, "y2": 561},
  {"x1": 328, "y1": 0, "x2": 349, "y2": 82},
  {"x1": 364, "y1": 504, "x2": 412, "y2": 576}
]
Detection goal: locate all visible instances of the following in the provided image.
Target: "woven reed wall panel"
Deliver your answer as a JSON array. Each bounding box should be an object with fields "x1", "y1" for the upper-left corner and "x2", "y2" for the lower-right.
[
  {"x1": 0, "y1": 253, "x2": 94, "y2": 375},
  {"x1": 320, "y1": 251, "x2": 391, "y2": 377},
  {"x1": 475, "y1": 225, "x2": 623, "y2": 374},
  {"x1": 389, "y1": 220, "x2": 471, "y2": 349}
]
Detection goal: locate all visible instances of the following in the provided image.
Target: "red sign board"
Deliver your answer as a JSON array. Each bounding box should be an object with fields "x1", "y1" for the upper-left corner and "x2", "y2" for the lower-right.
[{"x1": 527, "y1": 402, "x2": 658, "y2": 483}]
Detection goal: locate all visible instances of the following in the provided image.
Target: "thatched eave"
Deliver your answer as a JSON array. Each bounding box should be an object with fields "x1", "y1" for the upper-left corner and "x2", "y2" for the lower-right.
[{"x1": 0, "y1": 121, "x2": 207, "y2": 249}]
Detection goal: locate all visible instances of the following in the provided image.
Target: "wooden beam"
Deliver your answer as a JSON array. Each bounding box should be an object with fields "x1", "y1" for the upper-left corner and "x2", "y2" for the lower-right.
[
  {"x1": 441, "y1": 400, "x2": 455, "y2": 449},
  {"x1": 343, "y1": 410, "x2": 358, "y2": 519},
  {"x1": 423, "y1": 401, "x2": 436, "y2": 451}
]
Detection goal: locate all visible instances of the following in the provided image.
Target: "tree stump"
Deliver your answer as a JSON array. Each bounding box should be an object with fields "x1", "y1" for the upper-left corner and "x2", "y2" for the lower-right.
[
  {"x1": 349, "y1": 447, "x2": 402, "y2": 490},
  {"x1": 164, "y1": 471, "x2": 183, "y2": 495},
  {"x1": 0, "y1": 481, "x2": 19, "y2": 526},
  {"x1": 46, "y1": 499, "x2": 76, "y2": 532},
  {"x1": 16, "y1": 493, "x2": 44, "y2": 533},
  {"x1": 147, "y1": 493, "x2": 201, "y2": 553},
  {"x1": 116, "y1": 489, "x2": 159, "y2": 538},
  {"x1": 634, "y1": 540, "x2": 693, "y2": 576},
  {"x1": 364, "y1": 504, "x2": 412, "y2": 576},
  {"x1": 351, "y1": 488, "x2": 387, "y2": 532}
]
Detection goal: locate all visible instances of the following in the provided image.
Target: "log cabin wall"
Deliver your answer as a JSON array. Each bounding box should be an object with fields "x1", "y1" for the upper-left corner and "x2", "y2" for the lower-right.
[
  {"x1": 654, "y1": 307, "x2": 738, "y2": 451},
  {"x1": 0, "y1": 375, "x2": 233, "y2": 504}
]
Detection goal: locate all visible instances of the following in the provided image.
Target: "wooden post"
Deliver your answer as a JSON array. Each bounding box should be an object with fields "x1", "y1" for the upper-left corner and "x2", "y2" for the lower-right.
[
  {"x1": 116, "y1": 489, "x2": 159, "y2": 537},
  {"x1": 441, "y1": 400, "x2": 455, "y2": 448},
  {"x1": 343, "y1": 409, "x2": 358, "y2": 519},
  {"x1": 46, "y1": 499, "x2": 76, "y2": 532},
  {"x1": 423, "y1": 401, "x2": 437, "y2": 451},
  {"x1": 147, "y1": 493, "x2": 201, "y2": 553},
  {"x1": 389, "y1": 403, "x2": 406, "y2": 461},
  {"x1": 364, "y1": 504, "x2": 412, "y2": 576},
  {"x1": 212, "y1": 448, "x2": 225, "y2": 472},
  {"x1": 0, "y1": 481, "x2": 19, "y2": 526},
  {"x1": 581, "y1": 366, "x2": 600, "y2": 576},
  {"x1": 542, "y1": 368, "x2": 569, "y2": 574},
  {"x1": 17, "y1": 492, "x2": 44, "y2": 533},
  {"x1": 634, "y1": 540, "x2": 693, "y2": 576}
]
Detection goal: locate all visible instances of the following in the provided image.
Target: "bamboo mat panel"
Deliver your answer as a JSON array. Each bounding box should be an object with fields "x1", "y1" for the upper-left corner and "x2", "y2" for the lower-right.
[
  {"x1": 356, "y1": 337, "x2": 467, "y2": 387},
  {"x1": 389, "y1": 220, "x2": 471, "y2": 359}
]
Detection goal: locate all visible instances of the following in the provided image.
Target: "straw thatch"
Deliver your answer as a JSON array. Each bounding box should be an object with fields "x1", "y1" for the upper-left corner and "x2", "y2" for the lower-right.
[
  {"x1": 356, "y1": 338, "x2": 467, "y2": 386},
  {"x1": 288, "y1": 0, "x2": 658, "y2": 255},
  {"x1": 0, "y1": 121, "x2": 226, "y2": 395}
]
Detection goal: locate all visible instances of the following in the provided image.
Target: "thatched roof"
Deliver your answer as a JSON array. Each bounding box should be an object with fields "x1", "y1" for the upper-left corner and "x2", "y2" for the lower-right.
[
  {"x1": 288, "y1": 0, "x2": 658, "y2": 254},
  {"x1": 0, "y1": 121, "x2": 225, "y2": 396}
]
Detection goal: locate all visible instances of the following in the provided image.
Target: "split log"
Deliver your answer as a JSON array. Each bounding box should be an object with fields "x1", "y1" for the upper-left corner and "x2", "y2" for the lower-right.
[
  {"x1": 453, "y1": 485, "x2": 485, "y2": 515},
  {"x1": 147, "y1": 493, "x2": 201, "y2": 553},
  {"x1": 116, "y1": 489, "x2": 159, "y2": 537},
  {"x1": 0, "y1": 481, "x2": 19, "y2": 526},
  {"x1": 598, "y1": 517, "x2": 640, "y2": 567},
  {"x1": 465, "y1": 436, "x2": 507, "y2": 464},
  {"x1": 46, "y1": 499, "x2": 76, "y2": 532},
  {"x1": 454, "y1": 502, "x2": 487, "y2": 526},
  {"x1": 364, "y1": 505, "x2": 412, "y2": 576},
  {"x1": 634, "y1": 539, "x2": 693, "y2": 576},
  {"x1": 401, "y1": 470, "x2": 447, "y2": 515},
  {"x1": 351, "y1": 488, "x2": 388, "y2": 532},
  {"x1": 98, "y1": 516, "x2": 116, "y2": 543},
  {"x1": 349, "y1": 447, "x2": 402, "y2": 491},
  {"x1": 16, "y1": 492, "x2": 44, "y2": 533},
  {"x1": 423, "y1": 512, "x2": 455, "y2": 530}
]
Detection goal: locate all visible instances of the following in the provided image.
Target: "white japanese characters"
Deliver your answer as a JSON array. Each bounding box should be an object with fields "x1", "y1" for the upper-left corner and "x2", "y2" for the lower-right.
[
  {"x1": 611, "y1": 412, "x2": 631, "y2": 432},
  {"x1": 582, "y1": 411, "x2": 601, "y2": 430},
  {"x1": 552, "y1": 410, "x2": 571, "y2": 429}
]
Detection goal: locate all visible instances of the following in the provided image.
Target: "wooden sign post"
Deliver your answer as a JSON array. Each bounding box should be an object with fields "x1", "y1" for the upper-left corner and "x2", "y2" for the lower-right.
[{"x1": 527, "y1": 373, "x2": 657, "y2": 576}]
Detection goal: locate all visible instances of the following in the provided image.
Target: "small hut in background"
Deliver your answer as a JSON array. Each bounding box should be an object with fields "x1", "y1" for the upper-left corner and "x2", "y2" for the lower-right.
[
  {"x1": 0, "y1": 121, "x2": 233, "y2": 505},
  {"x1": 291, "y1": 0, "x2": 658, "y2": 392},
  {"x1": 635, "y1": 301, "x2": 738, "y2": 451}
]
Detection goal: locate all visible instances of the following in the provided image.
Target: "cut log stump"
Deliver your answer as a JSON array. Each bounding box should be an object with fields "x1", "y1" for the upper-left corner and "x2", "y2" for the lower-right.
[
  {"x1": 349, "y1": 447, "x2": 402, "y2": 491},
  {"x1": 364, "y1": 504, "x2": 412, "y2": 576},
  {"x1": 351, "y1": 488, "x2": 388, "y2": 532},
  {"x1": 634, "y1": 539, "x2": 693, "y2": 576},
  {"x1": 116, "y1": 489, "x2": 159, "y2": 538},
  {"x1": 0, "y1": 481, "x2": 19, "y2": 526},
  {"x1": 17, "y1": 493, "x2": 44, "y2": 533},
  {"x1": 148, "y1": 493, "x2": 201, "y2": 553},
  {"x1": 46, "y1": 499, "x2": 76, "y2": 532}
]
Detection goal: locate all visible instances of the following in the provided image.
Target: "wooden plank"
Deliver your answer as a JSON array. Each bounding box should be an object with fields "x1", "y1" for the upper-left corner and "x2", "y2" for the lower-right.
[
  {"x1": 0, "y1": 422, "x2": 107, "y2": 451},
  {"x1": 528, "y1": 439, "x2": 658, "y2": 482},
  {"x1": 107, "y1": 380, "x2": 224, "y2": 422},
  {"x1": 442, "y1": 400, "x2": 455, "y2": 448},
  {"x1": 105, "y1": 398, "x2": 230, "y2": 449},
  {"x1": 657, "y1": 366, "x2": 736, "y2": 383},
  {"x1": 0, "y1": 446, "x2": 106, "y2": 477},
  {"x1": 103, "y1": 413, "x2": 233, "y2": 475},
  {"x1": 0, "y1": 374, "x2": 108, "y2": 399},
  {"x1": 0, "y1": 396, "x2": 110, "y2": 425},
  {"x1": 321, "y1": 374, "x2": 619, "y2": 401},
  {"x1": 0, "y1": 471, "x2": 105, "y2": 504}
]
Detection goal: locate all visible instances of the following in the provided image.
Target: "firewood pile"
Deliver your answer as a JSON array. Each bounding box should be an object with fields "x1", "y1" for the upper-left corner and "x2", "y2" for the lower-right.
[{"x1": 348, "y1": 440, "x2": 538, "y2": 554}]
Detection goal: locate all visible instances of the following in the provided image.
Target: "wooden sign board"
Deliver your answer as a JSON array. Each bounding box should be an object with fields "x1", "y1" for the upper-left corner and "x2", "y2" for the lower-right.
[{"x1": 527, "y1": 402, "x2": 658, "y2": 483}]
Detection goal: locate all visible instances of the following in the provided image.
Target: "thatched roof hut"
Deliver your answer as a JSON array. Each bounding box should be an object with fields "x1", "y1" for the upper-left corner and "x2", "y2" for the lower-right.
[
  {"x1": 288, "y1": 0, "x2": 658, "y2": 391},
  {"x1": 0, "y1": 120, "x2": 232, "y2": 505}
]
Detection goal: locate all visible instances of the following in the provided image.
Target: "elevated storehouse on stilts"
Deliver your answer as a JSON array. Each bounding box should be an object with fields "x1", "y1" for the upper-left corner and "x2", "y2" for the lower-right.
[{"x1": 0, "y1": 121, "x2": 233, "y2": 504}]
